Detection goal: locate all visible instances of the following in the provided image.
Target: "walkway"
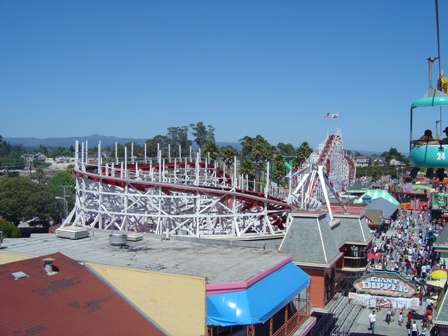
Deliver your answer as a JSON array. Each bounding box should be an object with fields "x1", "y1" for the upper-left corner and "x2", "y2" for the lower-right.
[{"x1": 348, "y1": 210, "x2": 433, "y2": 335}]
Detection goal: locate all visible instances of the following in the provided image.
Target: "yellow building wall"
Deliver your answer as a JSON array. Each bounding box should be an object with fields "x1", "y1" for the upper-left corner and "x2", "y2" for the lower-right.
[
  {"x1": 0, "y1": 251, "x2": 34, "y2": 264},
  {"x1": 90, "y1": 263, "x2": 207, "y2": 336}
]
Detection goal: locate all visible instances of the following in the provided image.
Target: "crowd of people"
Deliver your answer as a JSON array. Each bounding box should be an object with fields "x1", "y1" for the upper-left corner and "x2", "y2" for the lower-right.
[{"x1": 365, "y1": 208, "x2": 443, "y2": 335}]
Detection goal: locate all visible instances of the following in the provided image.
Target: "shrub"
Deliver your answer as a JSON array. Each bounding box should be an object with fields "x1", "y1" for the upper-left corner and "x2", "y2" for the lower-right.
[{"x1": 0, "y1": 220, "x2": 21, "y2": 238}]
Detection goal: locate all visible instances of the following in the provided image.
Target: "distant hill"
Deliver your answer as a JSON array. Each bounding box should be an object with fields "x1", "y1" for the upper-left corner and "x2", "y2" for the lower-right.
[
  {"x1": 3, "y1": 134, "x2": 146, "y2": 148},
  {"x1": 3, "y1": 135, "x2": 389, "y2": 155},
  {"x1": 3, "y1": 134, "x2": 242, "y2": 150}
]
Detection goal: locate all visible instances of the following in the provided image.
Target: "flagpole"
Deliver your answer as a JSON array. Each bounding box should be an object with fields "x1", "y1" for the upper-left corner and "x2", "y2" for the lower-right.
[{"x1": 323, "y1": 113, "x2": 330, "y2": 134}]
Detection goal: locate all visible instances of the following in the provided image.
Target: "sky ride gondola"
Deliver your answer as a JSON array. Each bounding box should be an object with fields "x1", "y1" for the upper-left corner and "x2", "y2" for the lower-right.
[
  {"x1": 410, "y1": 1, "x2": 448, "y2": 172},
  {"x1": 410, "y1": 95, "x2": 448, "y2": 169},
  {"x1": 409, "y1": 57, "x2": 448, "y2": 170}
]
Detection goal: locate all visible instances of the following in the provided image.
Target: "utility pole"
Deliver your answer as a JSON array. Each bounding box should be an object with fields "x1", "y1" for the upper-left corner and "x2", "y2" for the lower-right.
[{"x1": 56, "y1": 185, "x2": 73, "y2": 219}]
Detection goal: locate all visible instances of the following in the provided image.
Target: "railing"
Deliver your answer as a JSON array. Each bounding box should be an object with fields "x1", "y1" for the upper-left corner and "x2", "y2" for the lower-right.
[
  {"x1": 343, "y1": 256, "x2": 368, "y2": 269},
  {"x1": 272, "y1": 301, "x2": 311, "y2": 336},
  {"x1": 330, "y1": 301, "x2": 362, "y2": 335}
]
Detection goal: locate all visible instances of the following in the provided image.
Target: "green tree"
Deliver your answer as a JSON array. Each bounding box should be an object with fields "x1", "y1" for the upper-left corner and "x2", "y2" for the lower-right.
[
  {"x1": 381, "y1": 147, "x2": 409, "y2": 165},
  {"x1": 239, "y1": 136, "x2": 254, "y2": 159},
  {"x1": 0, "y1": 219, "x2": 21, "y2": 238},
  {"x1": 202, "y1": 142, "x2": 220, "y2": 160},
  {"x1": 272, "y1": 154, "x2": 286, "y2": 185},
  {"x1": 220, "y1": 146, "x2": 238, "y2": 172},
  {"x1": 252, "y1": 136, "x2": 276, "y2": 180},
  {"x1": 37, "y1": 145, "x2": 49, "y2": 156},
  {"x1": 276, "y1": 143, "x2": 296, "y2": 156},
  {"x1": 294, "y1": 141, "x2": 313, "y2": 168},
  {"x1": 48, "y1": 172, "x2": 75, "y2": 195},
  {"x1": 239, "y1": 159, "x2": 254, "y2": 181},
  {"x1": 32, "y1": 167, "x2": 45, "y2": 184},
  {"x1": 0, "y1": 178, "x2": 57, "y2": 224},
  {"x1": 190, "y1": 122, "x2": 215, "y2": 148},
  {"x1": 145, "y1": 135, "x2": 168, "y2": 158},
  {"x1": 166, "y1": 126, "x2": 191, "y2": 157},
  {"x1": 48, "y1": 172, "x2": 75, "y2": 222},
  {"x1": 0, "y1": 141, "x2": 26, "y2": 171},
  {"x1": 50, "y1": 148, "x2": 63, "y2": 159},
  {"x1": 238, "y1": 135, "x2": 275, "y2": 181},
  {"x1": 66, "y1": 164, "x2": 75, "y2": 174}
]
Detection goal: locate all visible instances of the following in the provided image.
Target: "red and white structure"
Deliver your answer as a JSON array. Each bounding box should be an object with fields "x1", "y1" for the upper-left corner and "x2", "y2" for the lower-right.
[
  {"x1": 63, "y1": 129, "x2": 355, "y2": 237},
  {"x1": 288, "y1": 128, "x2": 356, "y2": 217},
  {"x1": 63, "y1": 141, "x2": 293, "y2": 238}
]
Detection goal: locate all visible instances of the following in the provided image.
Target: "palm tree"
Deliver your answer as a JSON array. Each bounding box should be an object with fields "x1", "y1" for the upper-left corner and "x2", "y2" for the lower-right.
[
  {"x1": 220, "y1": 146, "x2": 238, "y2": 173},
  {"x1": 203, "y1": 142, "x2": 220, "y2": 160},
  {"x1": 294, "y1": 141, "x2": 313, "y2": 168}
]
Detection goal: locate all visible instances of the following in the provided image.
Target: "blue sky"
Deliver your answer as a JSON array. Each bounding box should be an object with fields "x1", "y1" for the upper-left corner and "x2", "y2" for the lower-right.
[{"x1": 1, "y1": 0, "x2": 447, "y2": 153}]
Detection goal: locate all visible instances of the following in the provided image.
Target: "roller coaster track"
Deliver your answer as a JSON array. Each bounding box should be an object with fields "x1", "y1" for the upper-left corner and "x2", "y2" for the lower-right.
[
  {"x1": 63, "y1": 144, "x2": 293, "y2": 238},
  {"x1": 289, "y1": 128, "x2": 354, "y2": 213},
  {"x1": 64, "y1": 129, "x2": 354, "y2": 237}
]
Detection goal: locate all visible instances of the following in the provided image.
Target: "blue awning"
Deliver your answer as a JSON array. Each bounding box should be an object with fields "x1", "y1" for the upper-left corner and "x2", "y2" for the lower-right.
[{"x1": 207, "y1": 262, "x2": 310, "y2": 326}]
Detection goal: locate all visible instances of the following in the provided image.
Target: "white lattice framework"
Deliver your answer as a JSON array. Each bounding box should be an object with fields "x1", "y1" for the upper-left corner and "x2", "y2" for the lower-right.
[
  {"x1": 62, "y1": 141, "x2": 292, "y2": 238},
  {"x1": 288, "y1": 128, "x2": 354, "y2": 215},
  {"x1": 303, "y1": 128, "x2": 351, "y2": 188}
]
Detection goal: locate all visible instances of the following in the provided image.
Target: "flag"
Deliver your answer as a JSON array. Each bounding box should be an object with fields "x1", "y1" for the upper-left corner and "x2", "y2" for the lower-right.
[
  {"x1": 323, "y1": 113, "x2": 330, "y2": 118},
  {"x1": 332, "y1": 113, "x2": 339, "y2": 118}
]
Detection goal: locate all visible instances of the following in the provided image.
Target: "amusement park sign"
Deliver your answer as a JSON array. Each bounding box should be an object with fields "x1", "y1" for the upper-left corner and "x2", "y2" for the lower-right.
[{"x1": 353, "y1": 270, "x2": 417, "y2": 298}]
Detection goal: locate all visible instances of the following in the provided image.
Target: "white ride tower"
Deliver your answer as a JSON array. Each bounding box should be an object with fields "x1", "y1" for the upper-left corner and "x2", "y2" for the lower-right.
[{"x1": 288, "y1": 128, "x2": 355, "y2": 219}]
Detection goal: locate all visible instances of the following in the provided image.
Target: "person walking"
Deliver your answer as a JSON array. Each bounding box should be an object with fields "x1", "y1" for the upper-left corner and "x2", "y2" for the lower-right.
[
  {"x1": 385, "y1": 308, "x2": 392, "y2": 324},
  {"x1": 368, "y1": 310, "x2": 376, "y2": 334},
  {"x1": 407, "y1": 320, "x2": 412, "y2": 336},
  {"x1": 412, "y1": 320, "x2": 419, "y2": 336},
  {"x1": 398, "y1": 311, "x2": 404, "y2": 326}
]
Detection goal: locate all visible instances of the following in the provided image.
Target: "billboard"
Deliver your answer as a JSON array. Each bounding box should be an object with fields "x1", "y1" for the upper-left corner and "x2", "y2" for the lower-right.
[{"x1": 353, "y1": 269, "x2": 417, "y2": 298}]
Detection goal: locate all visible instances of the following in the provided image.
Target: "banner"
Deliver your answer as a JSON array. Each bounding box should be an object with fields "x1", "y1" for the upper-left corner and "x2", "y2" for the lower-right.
[{"x1": 348, "y1": 293, "x2": 420, "y2": 310}]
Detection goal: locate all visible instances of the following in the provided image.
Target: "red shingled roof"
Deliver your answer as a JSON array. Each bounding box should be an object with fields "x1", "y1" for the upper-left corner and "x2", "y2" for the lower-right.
[{"x1": 0, "y1": 252, "x2": 166, "y2": 336}]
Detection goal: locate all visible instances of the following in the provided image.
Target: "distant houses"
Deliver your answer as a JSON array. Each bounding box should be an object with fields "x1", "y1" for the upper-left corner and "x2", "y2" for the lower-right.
[
  {"x1": 21, "y1": 152, "x2": 47, "y2": 163},
  {"x1": 353, "y1": 156, "x2": 404, "y2": 168},
  {"x1": 354, "y1": 156, "x2": 369, "y2": 167}
]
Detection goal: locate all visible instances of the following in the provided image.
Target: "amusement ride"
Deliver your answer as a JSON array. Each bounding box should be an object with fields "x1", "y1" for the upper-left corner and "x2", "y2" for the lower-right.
[{"x1": 61, "y1": 128, "x2": 356, "y2": 238}]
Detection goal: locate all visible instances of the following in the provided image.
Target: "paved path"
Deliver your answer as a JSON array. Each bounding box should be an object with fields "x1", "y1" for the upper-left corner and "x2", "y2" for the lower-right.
[
  {"x1": 349, "y1": 212, "x2": 431, "y2": 335},
  {"x1": 349, "y1": 304, "x2": 427, "y2": 335}
]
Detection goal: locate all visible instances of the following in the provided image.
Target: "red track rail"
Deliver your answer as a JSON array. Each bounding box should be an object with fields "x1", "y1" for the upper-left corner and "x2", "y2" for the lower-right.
[{"x1": 76, "y1": 165, "x2": 292, "y2": 229}]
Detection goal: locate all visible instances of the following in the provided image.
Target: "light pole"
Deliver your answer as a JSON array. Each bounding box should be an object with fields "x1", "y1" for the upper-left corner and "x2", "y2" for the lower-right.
[
  {"x1": 55, "y1": 196, "x2": 68, "y2": 219},
  {"x1": 57, "y1": 185, "x2": 73, "y2": 219}
]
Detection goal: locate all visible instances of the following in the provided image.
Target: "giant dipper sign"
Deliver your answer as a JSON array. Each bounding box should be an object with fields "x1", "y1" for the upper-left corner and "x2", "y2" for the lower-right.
[{"x1": 353, "y1": 270, "x2": 417, "y2": 298}]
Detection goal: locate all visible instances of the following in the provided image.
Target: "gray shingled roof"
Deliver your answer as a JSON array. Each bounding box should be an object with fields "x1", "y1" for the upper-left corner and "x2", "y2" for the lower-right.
[
  {"x1": 435, "y1": 288, "x2": 448, "y2": 325},
  {"x1": 364, "y1": 209, "x2": 383, "y2": 224},
  {"x1": 1, "y1": 231, "x2": 289, "y2": 285},
  {"x1": 331, "y1": 213, "x2": 373, "y2": 246},
  {"x1": 434, "y1": 224, "x2": 448, "y2": 247},
  {"x1": 364, "y1": 197, "x2": 398, "y2": 218},
  {"x1": 279, "y1": 212, "x2": 341, "y2": 266}
]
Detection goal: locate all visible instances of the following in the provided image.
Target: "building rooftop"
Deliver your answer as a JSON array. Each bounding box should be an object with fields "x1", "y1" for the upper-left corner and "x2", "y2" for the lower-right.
[
  {"x1": 0, "y1": 252, "x2": 167, "y2": 336},
  {"x1": 279, "y1": 212, "x2": 341, "y2": 267},
  {"x1": 364, "y1": 197, "x2": 399, "y2": 218},
  {"x1": 1, "y1": 230, "x2": 290, "y2": 285},
  {"x1": 331, "y1": 213, "x2": 373, "y2": 246}
]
